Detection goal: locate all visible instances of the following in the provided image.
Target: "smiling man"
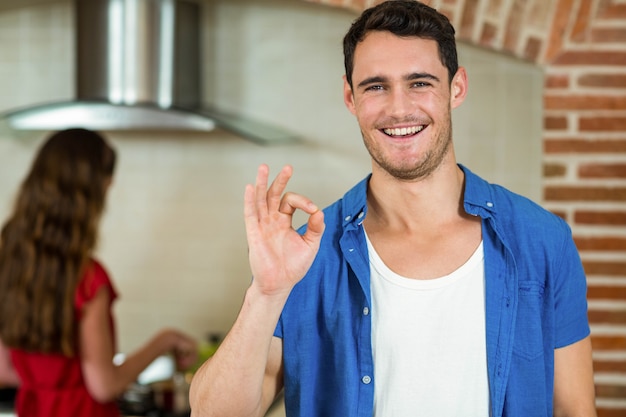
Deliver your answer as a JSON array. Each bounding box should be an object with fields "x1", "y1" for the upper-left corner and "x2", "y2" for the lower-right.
[{"x1": 189, "y1": 1, "x2": 597, "y2": 416}]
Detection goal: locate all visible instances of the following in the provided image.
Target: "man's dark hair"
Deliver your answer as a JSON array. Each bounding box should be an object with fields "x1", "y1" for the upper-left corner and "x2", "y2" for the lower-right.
[{"x1": 343, "y1": 0, "x2": 458, "y2": 88}]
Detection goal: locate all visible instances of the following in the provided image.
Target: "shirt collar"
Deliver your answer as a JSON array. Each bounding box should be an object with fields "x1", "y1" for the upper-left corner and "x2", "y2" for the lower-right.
[
  {"x1": 340, "y1": 175, "x2": 370, "y2": 229},
  {"x1": 459, "y1": 164, "x2": 498, "y2": 218},
  {"x1": 340, "y1": 164, "x2": 497, "y2": 229}
]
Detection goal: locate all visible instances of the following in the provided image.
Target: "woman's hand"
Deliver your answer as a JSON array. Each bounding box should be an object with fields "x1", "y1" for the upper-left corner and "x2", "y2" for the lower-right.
[
  {"x1": 152, "y1": 328, "x2": 198, "y2": 371},
  {"x1": 244, "y1": 164, "x2": 325, "y2": 297},
  {"x1": 171, "y1": 331, "x2": 198, "y2": 371}
]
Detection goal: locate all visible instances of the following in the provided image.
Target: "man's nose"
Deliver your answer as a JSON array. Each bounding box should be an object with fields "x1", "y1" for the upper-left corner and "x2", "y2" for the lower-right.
[{"x1": 387, "y1": 88, "x2": 414, "y2": 119}]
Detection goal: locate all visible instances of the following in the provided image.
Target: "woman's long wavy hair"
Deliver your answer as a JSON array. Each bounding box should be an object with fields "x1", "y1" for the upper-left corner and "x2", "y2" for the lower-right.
[{"x1": 0, "y1": 128, "x2": 116, "y2": 356}]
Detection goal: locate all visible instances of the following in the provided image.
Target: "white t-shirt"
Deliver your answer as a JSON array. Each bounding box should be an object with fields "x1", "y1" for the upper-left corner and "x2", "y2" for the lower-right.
[{"x1": 367, "y1": 235, "x2": 490, "y2": 417}]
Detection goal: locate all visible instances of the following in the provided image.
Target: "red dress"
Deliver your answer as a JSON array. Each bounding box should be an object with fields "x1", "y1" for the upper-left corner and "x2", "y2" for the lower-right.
[{"x1": 10, "y1": 259, "x2": 121, "y2": 417}]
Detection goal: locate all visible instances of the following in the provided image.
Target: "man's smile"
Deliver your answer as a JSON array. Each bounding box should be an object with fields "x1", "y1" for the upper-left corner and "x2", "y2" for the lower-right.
[{"x1": 382, "y1": 125, "x2": 425, "y2": 137}]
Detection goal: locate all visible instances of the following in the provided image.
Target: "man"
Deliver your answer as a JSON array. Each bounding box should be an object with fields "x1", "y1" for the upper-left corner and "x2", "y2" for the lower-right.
[{"x1": 189, "y1": 1, "x2": 596, "y2": 416}]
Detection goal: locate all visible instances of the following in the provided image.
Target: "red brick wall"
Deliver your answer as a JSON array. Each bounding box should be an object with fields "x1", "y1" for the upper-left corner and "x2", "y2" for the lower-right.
[{"x1": 306, "y1": 0, "x2": 626, "y2": 414}]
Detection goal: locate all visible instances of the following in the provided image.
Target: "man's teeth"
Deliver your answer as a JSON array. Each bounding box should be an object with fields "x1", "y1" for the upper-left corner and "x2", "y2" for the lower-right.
[{"x1": 383, "y1": 126, "x2": 424, "y2": 136}]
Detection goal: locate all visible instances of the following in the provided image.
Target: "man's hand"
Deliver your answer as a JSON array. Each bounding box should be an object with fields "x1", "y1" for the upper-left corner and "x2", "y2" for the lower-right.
[{"x1": 244, "y1": 164, "x2": 325, "y2": 297}]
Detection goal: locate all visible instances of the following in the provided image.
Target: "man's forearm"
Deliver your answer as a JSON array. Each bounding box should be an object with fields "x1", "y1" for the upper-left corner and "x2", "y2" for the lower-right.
[{"x1": 189, "y1": 285, "x2": 288, "y2": 417}]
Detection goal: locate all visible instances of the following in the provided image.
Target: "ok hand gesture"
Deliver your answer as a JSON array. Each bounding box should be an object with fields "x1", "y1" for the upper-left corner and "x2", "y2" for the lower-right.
[{"x1": 244, "y1": 164, "x2": 325, "y2": 298}]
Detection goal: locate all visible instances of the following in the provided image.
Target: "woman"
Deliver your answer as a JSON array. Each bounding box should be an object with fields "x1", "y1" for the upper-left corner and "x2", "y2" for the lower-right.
[{"x1": 0, "y1": 128, "x2": 197, "y2": 416}]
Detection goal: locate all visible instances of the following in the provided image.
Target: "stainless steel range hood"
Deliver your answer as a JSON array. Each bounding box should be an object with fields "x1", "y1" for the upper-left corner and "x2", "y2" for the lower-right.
[{"x1": 3, "y1": 0, "x2": 216, "y2": 132}]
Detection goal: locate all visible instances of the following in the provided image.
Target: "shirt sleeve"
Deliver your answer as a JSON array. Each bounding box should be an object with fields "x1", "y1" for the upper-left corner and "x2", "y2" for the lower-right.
[
  {"x1": 75, "y1": 259, "x2": 118, "y2": 313},
  {"x1": 553, "y1": 229, "x2": 591, "y2": 348}
]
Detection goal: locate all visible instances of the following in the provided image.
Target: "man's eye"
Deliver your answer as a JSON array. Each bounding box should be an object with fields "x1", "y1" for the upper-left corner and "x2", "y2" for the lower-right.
[
  {"x1": 412, "y1": 81, "x2": 430, "y2": 88},
  {"x1": 365, "y1": 85, "x2": 384, "y2": 91}
]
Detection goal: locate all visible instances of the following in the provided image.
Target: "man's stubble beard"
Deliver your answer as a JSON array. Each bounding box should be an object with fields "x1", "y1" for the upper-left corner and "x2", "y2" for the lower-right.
[{"x1": 363, "y1": 119, "x2": 453, "y2": 182}]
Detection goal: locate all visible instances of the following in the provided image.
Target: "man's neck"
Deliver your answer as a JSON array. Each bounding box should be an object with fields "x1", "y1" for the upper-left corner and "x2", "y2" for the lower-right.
[{"x1": 364, "y1": 159, "x2": 466, "y2": 234}]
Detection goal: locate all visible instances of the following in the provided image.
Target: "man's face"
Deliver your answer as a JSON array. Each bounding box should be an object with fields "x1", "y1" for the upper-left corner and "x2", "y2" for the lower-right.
[{"x1": 343, "y1": 31, "x2": 467, "y2": 181}]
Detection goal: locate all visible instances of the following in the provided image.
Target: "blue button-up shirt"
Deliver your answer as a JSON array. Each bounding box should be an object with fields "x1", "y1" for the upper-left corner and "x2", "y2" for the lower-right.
[{"x1": 275, "y1": 165, "x2": 590, "y2": 417}]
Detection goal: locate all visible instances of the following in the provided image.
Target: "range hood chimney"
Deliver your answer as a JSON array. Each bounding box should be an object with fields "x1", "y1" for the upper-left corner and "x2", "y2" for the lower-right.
[{"x1": 2, "y1": 0, "x2": 216, "y2": 131}]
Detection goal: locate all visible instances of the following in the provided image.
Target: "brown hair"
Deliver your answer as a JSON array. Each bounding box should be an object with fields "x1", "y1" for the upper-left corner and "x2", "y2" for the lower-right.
[
  {"x1": 0, "y1": 128, "x2": 116, "y2": 356},
  {"x1": 343, "y1": 0, "x2": 458, "y2": 88}
]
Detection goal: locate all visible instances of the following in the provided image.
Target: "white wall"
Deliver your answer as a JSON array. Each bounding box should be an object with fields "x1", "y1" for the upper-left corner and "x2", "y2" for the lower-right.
[{"x1": 0, "y1": 0, "x2": 542, "y2": 353}]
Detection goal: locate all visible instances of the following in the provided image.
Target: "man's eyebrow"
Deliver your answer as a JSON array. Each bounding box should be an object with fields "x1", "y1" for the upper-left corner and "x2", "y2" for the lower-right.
[
  {"x1": 357, "y1": 76, "x2": 387, "y2": 89},
  {"x1": 406, "y1": 72, "x2": 441, "y2": 83},
  {"x1": 356, "y1": 72, "x2": 441, "y2": 89}
]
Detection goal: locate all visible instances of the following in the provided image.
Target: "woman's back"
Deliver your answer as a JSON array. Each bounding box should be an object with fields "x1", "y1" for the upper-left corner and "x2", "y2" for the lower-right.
[{"x1": 9, "y1": 259, "x2": 120, "y2": 417}]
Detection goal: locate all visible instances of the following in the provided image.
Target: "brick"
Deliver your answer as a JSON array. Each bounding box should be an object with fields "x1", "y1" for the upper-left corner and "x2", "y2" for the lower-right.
[
  {"x1": 579, "y1": 163, "x2": 626, "y2": 178},
  {"x1": 588, "y1": 309, "x2": 626, "y2": 323},
  {"x1": 593, "y1": 359, "x2": 626, "y2": 373},
  {"x1": 545, "y1": 74, "x2": 570, "y2": 89},
  {"x1": 459, "y1": 0, "x2": 479, "y2": 39},
  {"x1": 543, "y1": 162, "x2": 567, "y2": 177},
  {"x1": 480, "y1": 22, "x2": 498, "y2": 47},
  {"x1": 545, "y1": 0, "x2": 576, "y2": 61},
  {"x1": 580, "y1": 117, "x2": 626, "y2": 132},
  {"x1": 575, "y1": 236, "x2": 626, "y2": 250},
  {"x1": 544, "y1": 186, "x2": 626, "y2": 202},
  {"x1": 523, "y1": 36, "x2": 542, "y2": 62},
  {"x1": 583, "y1": 260, "x2": 626, "y2": 276},
  {"x1": 545, "y1": 95, "x2": 626, "y2": 110},
  {"x1": 587, "y1": 285, "x2": 626, "y2": 299},
  {"x1": 544, "y1": 116, "x2": 568, "y2": 130},
  {"x1": 592, "y1": 334, "x2": 626, "y2": 350},
  {"x1": 597, "y1": 407, "x2": 626, "y2": 417},
  {"x1": 552, "y1": 51, "x2": 626, "y2": 66},
  {"x1": 597, "y1": 3, "x2": 626, "y2": 19},
  {"x1": 596, "y1": 384, "x2": 626, "y2": 399},
  {"x1": 578, "y1": 73, "x2": 626, "y2": 88},
  {"x1": 571, "y1": 0, "x2": 594, "y2": 41},
  {"x1": 575, "y1": 211, "x2": 626, "y2": 225},
  {"x1": 550, "y1": 210, "x2": 568, "y2": 220},
  {"x1": 544, "y1": 139, "x2": 626, "y2": 154},
  {"x1": 592, "y1": 27, "x2": 626, "y2": 43}
]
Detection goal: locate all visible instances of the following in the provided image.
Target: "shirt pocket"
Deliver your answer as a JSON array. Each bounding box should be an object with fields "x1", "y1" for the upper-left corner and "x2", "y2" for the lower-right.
[{"x1": 512, "y1": 281, "x2": 546, "y2": 361}]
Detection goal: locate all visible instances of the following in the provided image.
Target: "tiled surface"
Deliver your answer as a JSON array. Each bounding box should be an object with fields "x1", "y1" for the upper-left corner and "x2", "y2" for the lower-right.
[
  {"x1": 0, "y1": 0, "x2": 543, "y2": 353},
  {"x1": 0, "y1": 0, "x2": 73, "y2": 111}
]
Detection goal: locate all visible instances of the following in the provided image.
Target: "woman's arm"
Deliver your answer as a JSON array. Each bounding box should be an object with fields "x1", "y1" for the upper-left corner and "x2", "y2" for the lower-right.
[
  {"x1": 79, "y1": 287, "x2": 197, "y2": 403},
  {"x1": 0, "y1": 337, "x2": 20, "y2": 386}
]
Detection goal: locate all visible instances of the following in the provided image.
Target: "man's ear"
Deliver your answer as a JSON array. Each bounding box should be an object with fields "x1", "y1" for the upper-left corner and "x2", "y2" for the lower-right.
[
  {"x1": 450, "y1": 67, "x2": 468, "y2": 109},
  {"x1": 343, "y1": 75, "x2": 357, "y2": 116}
]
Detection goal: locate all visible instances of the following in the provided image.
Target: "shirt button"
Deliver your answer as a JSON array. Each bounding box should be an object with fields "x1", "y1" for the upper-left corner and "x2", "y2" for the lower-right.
[
  {"x1": 357, "y1": 212, "x2": 364, "y2": 219},
  {"x1": 362, "y1": 375, "x2": 371, "y2": 384},
  {"x1": 486, "y1": 202, "x2": 494, "y2": 208},
  {"x1": 363, "y1": 307, "x2": 369, "y2": 316},
  {"x1": 344, "y1": 215, "x2": 352, "y2": 221}
]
